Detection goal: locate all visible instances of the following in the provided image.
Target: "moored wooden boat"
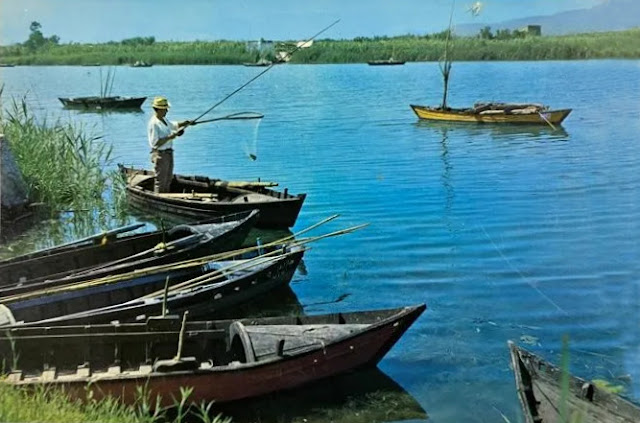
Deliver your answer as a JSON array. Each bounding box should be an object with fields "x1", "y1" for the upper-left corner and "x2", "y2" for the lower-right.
[
  {"x1": 0, "y1": 244, "x2": 304, "y2": 326},
  {"x1": 58, "y1": 96, "x2": 147, "y2": 109},
  {"x1": 119, "y1": 165, "x2": 306, "y2": 229},
  {"x1": 368, "y1": 59, "x2": 405, "y2": 66},
  {"x1": 0, "y1": 210, "x2": 259, "y2": 291},
  {"x1": 1, "y1": 304, "x2": 425, "y2": 406},
  {"x1": 410, "y1": 103, "x2": 572, "y2": 125},
  {"x1": 508, "y1": 341, "x2": 640, "y2": 423}
]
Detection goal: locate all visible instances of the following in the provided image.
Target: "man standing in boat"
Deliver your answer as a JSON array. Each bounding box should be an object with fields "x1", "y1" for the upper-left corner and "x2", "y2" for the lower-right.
[{"x1": 148, "y1": 96, "x2": 192, "y2": 193}]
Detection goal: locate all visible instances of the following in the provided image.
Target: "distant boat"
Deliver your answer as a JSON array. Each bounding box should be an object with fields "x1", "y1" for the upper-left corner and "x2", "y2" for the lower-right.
[
  {"x1": 58, "y1": 96, "x2": 147, "y2": 110},
  {"x1": 410, "y1": 103, "x2": 572, "y2": 125},
  {"x1": 367, "y1": 58, "x2": 405, "y2": 66},
  {"x1": 81, "y1": 63, "x2": 102, "y2": 67},
  {"x1": 243, "y1": 58, "x2": 272, "y2": 67},
  {"x1": 131, "y1": 60, "x2": 153, "y2": 67},
  {"x1": 0, "y1": 64, "x2": 15, "y2": 68}
]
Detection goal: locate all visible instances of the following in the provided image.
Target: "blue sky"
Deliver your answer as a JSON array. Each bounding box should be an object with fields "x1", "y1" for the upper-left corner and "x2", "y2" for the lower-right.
[{"x1": 0, "y1": 0, "x2": 604, "y2": 45}]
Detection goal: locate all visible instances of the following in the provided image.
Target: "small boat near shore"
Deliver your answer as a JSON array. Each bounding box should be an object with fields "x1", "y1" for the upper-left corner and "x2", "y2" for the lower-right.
[
  {"x1": 508, "y1": 341, "x2": 640, "y2": 423},
  {"x1": 0, "y1": 244, "x2": 305, "y2": 326},
  {"x1": 0, "y1": 210, "x2": 258, "y2": 289},
  {"x1": 59, "y1": 96, "x2": 147, "y2": 110},
  {"x1": 131, "y1": 60, "x2": 153, "y2": 67},
  {"x1": 243, "y1": 59, "x2": 272, "y2": 67},
  {"x1": 119, "y1": 165, "x2": 306, "y2": 229},
  {"x1": 368, "y1": 58, "x2": 405, "y2": 66},
  {"x1": 410, "y1": 102, "x2": 572, "y2": 125},
  {"x1": 1, "y1": 304, "x2": 425, "y2": 406}
]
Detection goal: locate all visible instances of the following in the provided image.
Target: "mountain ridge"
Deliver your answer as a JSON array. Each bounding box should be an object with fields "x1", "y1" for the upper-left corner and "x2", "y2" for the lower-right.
[{"x1": 455, "y1": 0, "x2": 640, "y2": 36}]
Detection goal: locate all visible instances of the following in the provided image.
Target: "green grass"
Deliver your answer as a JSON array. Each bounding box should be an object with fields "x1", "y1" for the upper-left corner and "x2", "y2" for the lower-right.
[
  {"x1": 0, "y1": 382, "x2": 231, "y2": 423},
  {"x1": 0, "y1": 29, "x2": 639, "y2": 65},
  {"x1": 0, "y1": 91, "x2": 118, "y2": 215}
]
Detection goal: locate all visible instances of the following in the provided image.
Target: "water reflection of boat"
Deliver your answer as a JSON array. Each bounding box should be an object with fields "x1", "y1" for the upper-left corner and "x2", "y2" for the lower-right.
[
  {"x1": 194, "y1": 361, "x2": 427, "y2": 423},
  {"x1": 415, "y1": 119, "x2": 569, "y2": 139},
  {"x1": 508, "y1": 342, "x2": 640, "y2": 423}
]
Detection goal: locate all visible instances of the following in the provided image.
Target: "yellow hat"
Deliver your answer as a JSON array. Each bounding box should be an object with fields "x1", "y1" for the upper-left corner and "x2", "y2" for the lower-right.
[{"x1": 152, "y1": 96, "x2": 170, "y2": 109}]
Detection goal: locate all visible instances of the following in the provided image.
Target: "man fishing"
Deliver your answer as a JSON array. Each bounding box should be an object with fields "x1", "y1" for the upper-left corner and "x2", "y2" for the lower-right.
[{"x1": 148, "y1": 96, "x2": 192, "y2": 193}]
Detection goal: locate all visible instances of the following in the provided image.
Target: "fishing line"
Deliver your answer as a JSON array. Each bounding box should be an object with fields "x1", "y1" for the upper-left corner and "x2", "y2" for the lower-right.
[{"x1": 478, "y1": 223, "x2": 571, "y2": 317}]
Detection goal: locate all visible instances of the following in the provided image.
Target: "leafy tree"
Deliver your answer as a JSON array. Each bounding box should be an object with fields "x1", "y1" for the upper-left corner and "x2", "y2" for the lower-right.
[
  {"x1": 478, "y1": 26, "x2": 493, "y2": 40},
  {"x1": 25, "y1": 21, "x2": 60, "y2": 50}
]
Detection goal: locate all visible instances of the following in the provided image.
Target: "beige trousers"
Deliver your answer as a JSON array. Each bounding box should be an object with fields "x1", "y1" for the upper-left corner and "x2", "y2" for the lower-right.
[{"x1": 151, "y1": 149, "x2": 174, "y2": 193}]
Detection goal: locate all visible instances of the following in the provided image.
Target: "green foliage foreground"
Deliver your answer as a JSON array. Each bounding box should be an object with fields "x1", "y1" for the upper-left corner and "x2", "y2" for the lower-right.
[
  {"x1": 0, "y1": 91, "x2": 117, "y2": 215},
  {"x1": 0, "y1": 29, "x2": 639, "y2": 65},
  {"x1": 0, "y1": 383, "x2": 231, "y2": 423}
]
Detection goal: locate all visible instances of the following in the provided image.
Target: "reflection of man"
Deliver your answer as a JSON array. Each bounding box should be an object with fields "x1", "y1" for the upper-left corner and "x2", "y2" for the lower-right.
[{"x1": 147, "y1": 96, "x2": 192, "y2": 193}]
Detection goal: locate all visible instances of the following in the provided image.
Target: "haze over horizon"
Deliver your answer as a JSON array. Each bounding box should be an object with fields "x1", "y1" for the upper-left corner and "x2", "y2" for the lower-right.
[{"x1": 0, "y1": 0, "x2": 611, "y2": 45}]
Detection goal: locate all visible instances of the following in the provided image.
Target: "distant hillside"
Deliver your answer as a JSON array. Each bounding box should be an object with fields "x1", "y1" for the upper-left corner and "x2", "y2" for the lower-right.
[{"x1": 456, "y1": 0, "x2": 640, "y2": 36}]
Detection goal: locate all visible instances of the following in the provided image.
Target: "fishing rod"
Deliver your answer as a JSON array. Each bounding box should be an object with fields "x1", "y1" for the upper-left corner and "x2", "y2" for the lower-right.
[
  {"x1": 189, "y1": 19, "x2": 341, "y2": 124},
  {"x1": 190, "y1": 111, "x2": 264, "y2": 126}
]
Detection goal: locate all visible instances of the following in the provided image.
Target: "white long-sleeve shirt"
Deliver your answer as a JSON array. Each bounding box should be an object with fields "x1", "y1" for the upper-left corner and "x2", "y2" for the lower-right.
[{"x1": 148, "y1": 115, "x2": 178, "y2": 150}]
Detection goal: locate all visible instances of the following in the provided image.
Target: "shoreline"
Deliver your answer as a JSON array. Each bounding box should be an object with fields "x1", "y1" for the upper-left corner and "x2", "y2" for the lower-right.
[{"x1": 1, "y1": 29, "x2": 639, "y2": 65}]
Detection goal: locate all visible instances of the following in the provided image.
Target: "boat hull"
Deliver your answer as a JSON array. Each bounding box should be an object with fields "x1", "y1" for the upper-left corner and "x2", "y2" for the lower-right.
[
  {"x1": 410, "y1": 104, "x2": 572, "y2": 125},
  {"x1": 58, "y1": 96, "x2": 147, "y2": 109},
  {"x1": 120, "y1": 165, "x2": 306, "y2": 229},
  {"x1": 2, "y1": 305, "x2": 425, "y2": 406},
  {"x1": 0, "y1": 210, "x2": 258, "y2": 291},
  {"x1": 508, "y1": 341, "x2": 640, "y2": 423}
]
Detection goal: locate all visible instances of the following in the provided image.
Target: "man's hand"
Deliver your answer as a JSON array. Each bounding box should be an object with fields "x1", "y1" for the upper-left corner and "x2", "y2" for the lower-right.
[
  {"x1": 179, "y1": 120, "x2": 194, "y2": 127},
  {"x1": 176, "y1": 128, "x2": 185, "y2": 137}
]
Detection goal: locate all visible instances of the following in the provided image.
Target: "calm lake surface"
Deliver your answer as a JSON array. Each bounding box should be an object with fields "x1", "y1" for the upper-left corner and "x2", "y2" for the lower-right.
[{"x1": 1, "y1": 60, "x2": 639, "y2": 422}]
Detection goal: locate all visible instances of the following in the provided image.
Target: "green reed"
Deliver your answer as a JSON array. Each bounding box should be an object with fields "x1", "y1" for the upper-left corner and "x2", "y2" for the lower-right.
[
  {"x1": 0, "y1": 381, "x2": 231, "y2": 423},
  {"x1": 0, "y1": 94, "x2": 115, "y2": 215},
  {"x1": 0, "y1": 29, "x2": 639, "y2": 65}
]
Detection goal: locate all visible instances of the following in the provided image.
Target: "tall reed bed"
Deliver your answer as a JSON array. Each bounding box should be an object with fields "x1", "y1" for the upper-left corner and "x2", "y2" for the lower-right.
[
  {"x1": 1, "y1": 29, "x2": 639, "y2": 65},
  {"x1": 0, "y1": 90, "x2": 119, "y2": 216},
  {"x1": 0, "y1": 382, "x2": 231, "y2": 423}
]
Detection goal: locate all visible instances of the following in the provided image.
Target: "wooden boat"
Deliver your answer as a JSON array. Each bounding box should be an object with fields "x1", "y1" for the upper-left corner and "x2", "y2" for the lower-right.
[
  {"x1": 243, "y1": 59, "x2": 272, "y2": 67},
  {"x1": 58, "y1": 96, "x2": 147, "y2": 110},
  {"x1": 0, "y1": 244, "x2": 304, "y2": 326},
  {"x1": 0, "y1": 304, "x2": 425, "y2": 406},
  {"x1": 131, "y1": 61, "x2": 152, "y2": 67},
  {"x1": 410, "y1": 103, "x2": 572, "y2": 125},
  {"x1": 0, "y1": 210, "x2": 258, "y2": 290},
  {"x1": 508, "y1": 341, "x2": 640, "y2": 423},
  {"x1": 368, "y1": 59, "x2": 405, "y2": 66},
  {"x1": 0, "y1": 64, "x2": 15, "y2": 67},
  {"x1": 119, "y1": 165, "x2": 306, "y2": 229}
]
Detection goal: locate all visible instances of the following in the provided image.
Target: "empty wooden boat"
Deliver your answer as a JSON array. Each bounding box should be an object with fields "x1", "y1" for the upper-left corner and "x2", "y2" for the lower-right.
[
  {"x1": 0, "y1": 245, "x2": 304, "y2": 326},
  {"x1": 0, "y1": 304, "x2": 425, "y2": 406},
  {"x1": 0, "y1": 210, "x2": 258, "y2": 289},
  {"x1": 410, "y1": 103, "x2": 572, "y2": 125},
  {"x1": 59, "y1": 96, "x2": 147, "y2": 110},
  {"x1": 508, "y1": 341, "x2": 640, "y2": 423},
  {"x1": 119, "y1": 165, "x2": 306, "y2": 229}
]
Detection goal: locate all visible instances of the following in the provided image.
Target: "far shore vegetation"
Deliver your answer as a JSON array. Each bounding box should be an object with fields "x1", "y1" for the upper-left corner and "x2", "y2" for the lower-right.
[{"x1": 1, "y1": 21, "x2": 639, "y2": 66}]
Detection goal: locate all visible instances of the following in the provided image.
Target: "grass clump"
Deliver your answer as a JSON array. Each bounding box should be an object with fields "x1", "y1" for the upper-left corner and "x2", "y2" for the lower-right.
[
  {"x1": 0, "y1": 89, "x2": 119, "y2": 217},
  {"x1": 0, "y1": 382, "x2": 231, "y2": 423}
]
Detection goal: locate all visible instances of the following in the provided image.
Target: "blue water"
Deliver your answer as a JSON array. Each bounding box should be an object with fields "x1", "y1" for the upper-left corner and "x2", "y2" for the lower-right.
[{"x1": 1, "y1": 60, "x2": 640, "y2": 422}]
